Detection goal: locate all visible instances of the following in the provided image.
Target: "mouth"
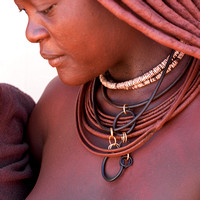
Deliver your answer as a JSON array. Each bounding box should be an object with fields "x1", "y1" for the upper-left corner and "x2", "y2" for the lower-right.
[{"x1": 41, "y1": 53, "x2": 65, "y2": 68}]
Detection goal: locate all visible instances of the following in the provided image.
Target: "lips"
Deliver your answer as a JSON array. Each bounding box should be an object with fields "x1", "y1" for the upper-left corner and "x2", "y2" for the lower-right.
[{"x1": 41, "y1": 53, "x2": 65, "y2": 67}]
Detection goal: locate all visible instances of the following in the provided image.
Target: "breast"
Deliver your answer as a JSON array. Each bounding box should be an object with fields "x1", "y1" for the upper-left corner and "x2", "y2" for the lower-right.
[{"x1": 27, "y1": 96, "x2": 200, "y2": 200}]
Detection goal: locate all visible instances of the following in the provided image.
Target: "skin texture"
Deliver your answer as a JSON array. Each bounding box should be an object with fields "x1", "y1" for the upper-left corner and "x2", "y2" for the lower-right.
[
  {"x1": 27, "y1": 78, "x2": 200, "y2": 200},
  {"x1": 13, "y1": 0, "x2": 200, "y2": 199},
  {"x1": 14, "y1": 0, "x2": 172, "y2": 86}
]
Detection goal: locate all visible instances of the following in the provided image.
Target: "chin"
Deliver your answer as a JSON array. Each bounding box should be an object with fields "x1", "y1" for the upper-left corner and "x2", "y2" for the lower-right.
[{"x1": 57, "y1": 73, "x2": 94, "y2": 86}]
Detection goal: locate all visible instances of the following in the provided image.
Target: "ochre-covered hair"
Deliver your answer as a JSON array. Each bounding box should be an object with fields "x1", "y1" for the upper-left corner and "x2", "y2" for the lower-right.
[{"x1": 98, "y1": 0, "x2": 200, "y2": 59}]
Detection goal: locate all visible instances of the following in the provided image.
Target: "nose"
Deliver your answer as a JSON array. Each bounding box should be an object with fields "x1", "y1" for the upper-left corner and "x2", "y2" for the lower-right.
[{"x1": 26, "y1": 19, "x2": 49, "y2": 43}]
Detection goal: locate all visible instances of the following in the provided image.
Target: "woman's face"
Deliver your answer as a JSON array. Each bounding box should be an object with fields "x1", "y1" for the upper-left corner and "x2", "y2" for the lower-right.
[{"x1": 14, "y1": 0, "x2": 132, "y2": 85}]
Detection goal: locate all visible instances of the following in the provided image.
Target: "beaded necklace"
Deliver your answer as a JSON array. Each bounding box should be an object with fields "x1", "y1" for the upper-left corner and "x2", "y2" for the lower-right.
[{"x1": 99, "y1": 51, "x2": 184, "y2": 90}]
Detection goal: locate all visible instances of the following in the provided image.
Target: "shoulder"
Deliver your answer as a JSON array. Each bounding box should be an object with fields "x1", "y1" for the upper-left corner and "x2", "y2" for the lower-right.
[
  {"x1": 168, "y1": 91, "x2": 200, "y2": 141},
  {"x1": 39, "y1": 76, "x2": 80, "y2": 104},
  {"x1": 27, "y1": 76, "x2": 80, "y2": 162},
  {"x1": 33, "y1": 76, "x2": 80, "y2": 121},
  {"x1": 180, "y1": 91, "x2": 199, "y2": 121}
]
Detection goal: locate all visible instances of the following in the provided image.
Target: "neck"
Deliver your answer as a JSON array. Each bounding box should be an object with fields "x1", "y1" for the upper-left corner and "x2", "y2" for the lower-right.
[
  {"x1": 105, "y1": 32, "x2": 191, "y2": 102},
  {"x1": 97, "y1": 54, "x2": 191, "y2": 115},
  {"x1": 109, "y1": 35, "x2": 172, "y2": 82},
  {"x1": 96, "y1": 30, "x2": 192, "y2": 114}
]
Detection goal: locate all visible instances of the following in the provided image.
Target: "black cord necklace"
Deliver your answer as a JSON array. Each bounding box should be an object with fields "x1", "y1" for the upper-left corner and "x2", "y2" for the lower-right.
[
  {"x1": 102, "y1": 57, "x2": 192, "y2": 110},
  {"x1": 92, "y1": 50, "x2": 178, "y2": 182},
  {"x1": 92, "y1": 50, "x2": 175, "y2": 135}
]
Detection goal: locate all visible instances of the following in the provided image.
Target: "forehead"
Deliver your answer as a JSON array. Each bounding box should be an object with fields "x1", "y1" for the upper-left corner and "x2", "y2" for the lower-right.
[
  {"x1": 14, "y1": 0, "x2": 25, "y2": 4},
  {"x1": 14, "y1": 0, "x2": 45, "y2": 6},
  {"x1": 14, "y1": 0, "x2": 28, "y2": 6}
]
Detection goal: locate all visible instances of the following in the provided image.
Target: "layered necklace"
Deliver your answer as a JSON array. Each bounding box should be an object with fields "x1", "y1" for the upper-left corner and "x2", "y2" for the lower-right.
[{"x1": 76, "y1": 50, "x2": 199, "y2": 182}]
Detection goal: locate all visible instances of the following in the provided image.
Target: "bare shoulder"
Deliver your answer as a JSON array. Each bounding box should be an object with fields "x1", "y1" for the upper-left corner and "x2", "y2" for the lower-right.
[
  {"x1": 183, "y1": 92, "x2": 199, "y2": 123},
  {"x1": 27, "y1": 76, "x2": 80, "y2": 163}
]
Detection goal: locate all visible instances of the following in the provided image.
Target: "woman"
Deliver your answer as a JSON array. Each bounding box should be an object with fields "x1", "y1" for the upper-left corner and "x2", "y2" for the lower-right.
[
  {"x1": 0, "y1": 84, "x2": 35, "y2": 200},
  {"x1": 14, "y1": 0, "x2": 199, "y2": 199}
]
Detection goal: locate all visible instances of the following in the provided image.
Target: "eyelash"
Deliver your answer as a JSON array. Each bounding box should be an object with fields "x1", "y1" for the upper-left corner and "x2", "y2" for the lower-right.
[
  {"x1": 40, "y1": 4, "x2": 56, "y2": 15},
  {"x1": 18, "y1": 4, "x2": 56, "y2": 16},
  {"x1": 19, "y1": 8, "x2": 26, "y2": 13}
]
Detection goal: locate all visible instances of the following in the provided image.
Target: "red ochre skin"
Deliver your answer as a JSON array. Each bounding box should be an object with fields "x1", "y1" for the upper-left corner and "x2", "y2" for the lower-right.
[
  {"x1": 26, "y1": 75, "x2": 200, "y2": 200},
  {"x1": 13, "y1": 0, "x2": 200, "y2": 199}
]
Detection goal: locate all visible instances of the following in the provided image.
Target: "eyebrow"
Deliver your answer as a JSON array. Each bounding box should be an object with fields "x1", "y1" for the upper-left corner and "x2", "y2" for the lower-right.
[
  {"x1": 14, "y1": 0, "x2": 22, "y2": 5},
  {"x1": 15, "y1": 0, "x2": 27, "y2": 4}
]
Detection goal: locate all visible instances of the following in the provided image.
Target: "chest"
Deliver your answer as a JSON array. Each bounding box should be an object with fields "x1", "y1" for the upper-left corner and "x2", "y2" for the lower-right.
[{"x1": 31, "y1": 97, "x2": 200, "y2": 200}]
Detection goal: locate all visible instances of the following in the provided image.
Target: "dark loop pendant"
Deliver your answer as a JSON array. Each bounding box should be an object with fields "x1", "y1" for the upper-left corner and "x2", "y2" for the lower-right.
[{"x1": 101, "y1": 155, "x2": 133, "y2": 182}]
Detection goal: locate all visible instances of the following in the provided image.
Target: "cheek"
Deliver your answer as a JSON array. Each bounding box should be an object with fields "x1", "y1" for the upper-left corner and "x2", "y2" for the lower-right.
[
  {"x1": 54, "y1": 25, "x2": 119, "y2": 68},
  {"x1": 54, "y1": 49, "x2": 110, "y2": 86},
  {"x1": 51, "y1": 20, "x2": 89, "y2": 59},
  {"x1": 48, "y1": 4, "x2": 116, "y2": 64},
  {"x1": 53, "y1": 25, "x2": 122, "y2": 86},
  {"x1": 47, "y1": 1, "x2": 128, "y2": 85}
]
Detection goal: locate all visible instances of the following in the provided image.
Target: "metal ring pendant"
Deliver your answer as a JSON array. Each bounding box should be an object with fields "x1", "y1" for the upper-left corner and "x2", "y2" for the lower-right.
[{"x1": 113, "y1": 109, "x2": 136, "y2": 135}]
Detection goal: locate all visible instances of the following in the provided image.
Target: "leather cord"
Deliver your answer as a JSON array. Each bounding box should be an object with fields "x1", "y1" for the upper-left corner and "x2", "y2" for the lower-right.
[{"x1": 76, "y1": 58, "x2": 199, "y2": 157}]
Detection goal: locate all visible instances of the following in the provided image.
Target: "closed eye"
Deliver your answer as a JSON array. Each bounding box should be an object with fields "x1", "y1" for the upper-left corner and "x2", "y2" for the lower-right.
[{"x1": 40, "y1": 4, "x2": 56, "y2": 15}]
